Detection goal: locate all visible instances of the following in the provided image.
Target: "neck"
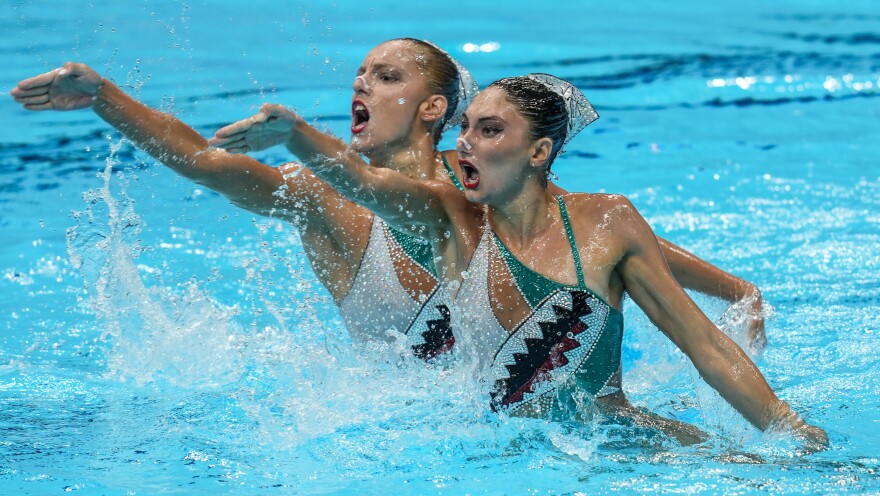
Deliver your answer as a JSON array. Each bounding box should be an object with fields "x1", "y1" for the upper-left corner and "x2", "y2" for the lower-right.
[
  {"x1": 365, "y1": 132, "x2": 439, "y2": 181},
  {"x1": 488, "y1": 180, "x2": 555, "y2": 250}
]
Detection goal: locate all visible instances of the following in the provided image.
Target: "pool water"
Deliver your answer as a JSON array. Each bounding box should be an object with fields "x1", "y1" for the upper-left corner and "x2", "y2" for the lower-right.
[{"x1": 2, "y1": 1, "x2": 879, "y2": 494}]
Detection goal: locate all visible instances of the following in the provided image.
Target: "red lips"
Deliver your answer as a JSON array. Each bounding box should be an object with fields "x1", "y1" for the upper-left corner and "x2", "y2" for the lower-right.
[
  {"x1": 459, "y1": 159, "x2": 480, "y2": 189},
  {"x1": 351, "y1": 100, "x2": 369, "y2": 134}
]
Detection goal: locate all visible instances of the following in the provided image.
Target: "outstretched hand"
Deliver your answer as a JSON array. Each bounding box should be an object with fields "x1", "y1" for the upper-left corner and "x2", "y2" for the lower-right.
[
  {"x1": 763, "y1": 400, "x2": 829, "y2": 453},
  {"x1": 11, "y1": 62, "x2": 103, "y2": 111},
  {"x1": 208, "y1": 103, "x2": 301, "y2": 154},
  {"x1": 718, "y1": 289, "x2": 768, "y2": 355}
]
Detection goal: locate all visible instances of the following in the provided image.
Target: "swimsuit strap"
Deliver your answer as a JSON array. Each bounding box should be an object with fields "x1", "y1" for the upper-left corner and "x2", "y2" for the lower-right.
[
  {"x1": 556, "y1": 195, "x2": 586, "y2": 289},
  {"x1": 441, "y1": 154, "x2": 465, "y2": 192},
  {"x1": 491, "y1": 196, "x2": 586, "y2": 308}
]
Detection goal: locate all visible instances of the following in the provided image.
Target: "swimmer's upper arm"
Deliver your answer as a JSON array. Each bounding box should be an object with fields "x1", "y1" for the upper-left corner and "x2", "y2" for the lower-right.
[
  {"x1": 613, "y1": 196, "x2": 781, "y2": 429},
  {"x1": 611, "y1": 196, "x2": 711, "y2": 349}
]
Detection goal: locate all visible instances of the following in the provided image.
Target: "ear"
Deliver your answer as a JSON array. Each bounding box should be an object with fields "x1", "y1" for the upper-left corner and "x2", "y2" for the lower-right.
[
  {"x1": 530, "y1": 137, "x2": 554, "y2": 169},
  {"x1": 420, "y1": 95, "x2": 449, "y2": 125}
]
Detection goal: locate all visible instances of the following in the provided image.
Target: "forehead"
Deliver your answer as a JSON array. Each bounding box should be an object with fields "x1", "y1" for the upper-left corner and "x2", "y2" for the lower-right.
[
  {"x1": 466, "y1": 87, "x2": 520, "y2": 118},
  {"x1": 362, "y1": 40, "x2": 420, "y2": 69}
]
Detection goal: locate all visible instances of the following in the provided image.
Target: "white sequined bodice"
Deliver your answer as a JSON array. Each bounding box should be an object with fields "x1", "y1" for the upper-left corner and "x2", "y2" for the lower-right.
[{"x1": 339, "y1": 217, "x2": 450, "y2": 351}]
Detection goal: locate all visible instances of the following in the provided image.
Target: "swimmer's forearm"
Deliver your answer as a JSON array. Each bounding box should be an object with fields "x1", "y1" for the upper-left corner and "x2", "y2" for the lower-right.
[
  {"x1": 634, "y1": 277, "x2": 777, "y2": 429},
  {"x1": 685, "y1": 328, "x2": 778, "y2": 428},
  {"x1": 93, "y1": 80, "x2": 318, "y2": 217},
  {"x1": 287, "y1": 123, "x2": 448, "y2": 229},
  {"x1": 658, "y1": 237, "x2": 760, "y2": 302},
  {"x1": 285, "y1": 122, "x2": 375, "y2": 199},
  {"x1": 92, "y1": 80, "x2": 210, "y2": 173},
  {"x1": 648, "y1": 289, "x2": 805, "y2": 435},
  {"x1": 284, "y1": 119, "x2": 348, "y2": 161},
  {"x1": 627, "y1": 269, "x2": 777, "y2": 428}
]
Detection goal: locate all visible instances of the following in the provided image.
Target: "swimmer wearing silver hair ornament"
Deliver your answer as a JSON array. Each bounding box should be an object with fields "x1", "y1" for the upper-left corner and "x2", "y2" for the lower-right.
[
  {"x1": 11, "y1": 38, "x2": 479, "y2": 360},
  {"x1": 284, "y1": 71, "x2": 827, "y2": 450}
]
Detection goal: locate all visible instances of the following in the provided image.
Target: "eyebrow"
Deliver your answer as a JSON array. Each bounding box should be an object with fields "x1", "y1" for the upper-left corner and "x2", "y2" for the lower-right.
[
  {"x1": 356, "y1": 62, "x2": 401, "y2": 75},
  {"x1": 467, "y1": 115, "x2": 505, "y2": 126}
]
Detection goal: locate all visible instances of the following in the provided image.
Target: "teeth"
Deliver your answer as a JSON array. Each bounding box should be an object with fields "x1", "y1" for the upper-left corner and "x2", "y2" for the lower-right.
[{"x1": 354, "y1": 103, "x2": 366, "y2": 112}]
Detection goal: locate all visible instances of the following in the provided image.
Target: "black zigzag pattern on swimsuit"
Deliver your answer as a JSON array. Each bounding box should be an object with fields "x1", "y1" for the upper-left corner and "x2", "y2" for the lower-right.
[
  {"x1": 411, "y1": 304, "x2": 455, "y2": 360},
  {"x1": 489, "y1": 290, "x2": 609, "y2": 412}
]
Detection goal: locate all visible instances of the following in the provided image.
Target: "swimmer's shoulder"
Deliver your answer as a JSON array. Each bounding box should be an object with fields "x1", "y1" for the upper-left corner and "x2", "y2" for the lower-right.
[
  {"x1": 561, "y1": 193, "x2": 647, "y2": 239},
  {"x1": 559, "y1": 191, "x2": 635, "y2": 214}
]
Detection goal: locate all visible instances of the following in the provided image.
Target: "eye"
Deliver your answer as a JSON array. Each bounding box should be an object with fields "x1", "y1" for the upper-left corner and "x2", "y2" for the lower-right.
[
  {"x1": 459, "y1": 121, "x2": 469, "y2": 134},
  {"x1": 482, "y1": 126, "x2": 501, "y2": 137},
  {"x1": 377, "y1": 71, "x2": 399, "y2": 83}
]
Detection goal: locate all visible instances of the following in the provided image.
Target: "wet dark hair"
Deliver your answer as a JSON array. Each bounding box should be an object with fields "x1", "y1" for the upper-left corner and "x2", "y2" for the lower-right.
[
  {"x1": 488, "y1": 76, "x2": 568, "y2": 169},
  {"x1": 395, "y1": 38, "x2": 461, "y2": 145}
]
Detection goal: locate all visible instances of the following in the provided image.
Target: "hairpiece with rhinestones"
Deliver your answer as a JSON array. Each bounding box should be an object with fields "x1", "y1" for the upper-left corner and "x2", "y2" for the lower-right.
[
  {"x1": 423, "y1": 41, "x2": 480, "y2": 131},
  {"x1": 524, "y1": 73, "x2": 598, "y2": 148}
]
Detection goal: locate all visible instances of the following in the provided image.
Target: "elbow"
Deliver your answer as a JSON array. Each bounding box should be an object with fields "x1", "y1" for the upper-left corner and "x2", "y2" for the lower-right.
[
  {"x1": 172, "y1": 148, "x2": 224, "y2": 182},
  {"x1": 691, "y1": 341, "x2": 737, "y2": 393},
  {"x1": 689, "y1": 330, "x2": 753, "y2": 389},
  {"x1": 720, "y1": 277, "x2": 762, "y2": 304}
]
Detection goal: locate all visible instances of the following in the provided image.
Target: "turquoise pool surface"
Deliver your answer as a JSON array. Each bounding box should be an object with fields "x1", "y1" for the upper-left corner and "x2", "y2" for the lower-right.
[{"x1": 2, "y1": 1, "x2": 879, "y2": 494}]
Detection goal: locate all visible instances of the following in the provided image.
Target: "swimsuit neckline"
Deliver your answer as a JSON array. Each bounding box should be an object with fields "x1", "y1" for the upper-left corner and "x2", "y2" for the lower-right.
[{"x1": 491, "y1": 195, "x2": 619, "y2": 314}]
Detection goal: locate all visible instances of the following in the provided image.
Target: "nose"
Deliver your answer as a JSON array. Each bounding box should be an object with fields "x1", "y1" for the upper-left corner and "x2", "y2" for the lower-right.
[
  {"x1": 352, "y1": 74, "x2": 371, "y2": 94},
  {"x1": 456, "y1": 131, "x2": 474, "y2": 155}
]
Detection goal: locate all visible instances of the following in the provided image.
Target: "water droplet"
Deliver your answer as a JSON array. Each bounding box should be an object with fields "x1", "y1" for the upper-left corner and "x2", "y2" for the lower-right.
[{"x1": 398, "y1": 98, "x2": 406, "y2": 104}]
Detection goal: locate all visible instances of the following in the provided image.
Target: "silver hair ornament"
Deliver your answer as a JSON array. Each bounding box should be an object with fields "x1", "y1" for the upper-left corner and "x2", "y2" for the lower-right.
[{"x1": 525, "y1": 73, "x2": 598, "y2": 149}]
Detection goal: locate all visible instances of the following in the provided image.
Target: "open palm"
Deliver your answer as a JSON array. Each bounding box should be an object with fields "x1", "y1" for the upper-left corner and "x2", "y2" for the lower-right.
[
  {"x1": 11, "y1": 62, "x2": 103, "y2": 111},
  {"x1": 208, "y1": 103, "x2": 300, "y2": 153}
]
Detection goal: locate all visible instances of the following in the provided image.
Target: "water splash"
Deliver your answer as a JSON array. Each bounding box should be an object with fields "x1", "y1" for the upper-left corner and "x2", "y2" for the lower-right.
[{"x1": 66, "y1": 140, "x2": 244, "y2": 388}]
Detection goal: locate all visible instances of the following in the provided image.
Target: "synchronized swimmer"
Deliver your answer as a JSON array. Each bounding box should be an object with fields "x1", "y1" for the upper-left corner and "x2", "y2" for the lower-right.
[{"x1": 10, "y1": 39, "x2": 822, "y2": 449}]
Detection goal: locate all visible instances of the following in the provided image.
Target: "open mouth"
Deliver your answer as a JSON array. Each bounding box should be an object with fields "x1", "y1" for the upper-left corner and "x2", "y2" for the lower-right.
[
  {"x1": 459, "y1": 159, "x2": 480, "y2": 189},
  {"x1": 351, "y1": 100, "x2": 370, "y2": 134}
]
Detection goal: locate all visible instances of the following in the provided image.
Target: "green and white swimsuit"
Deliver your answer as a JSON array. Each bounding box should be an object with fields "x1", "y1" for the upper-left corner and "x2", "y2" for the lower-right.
[
  {"x1": 454, "y1": 196, "x2": 624, "y2": 417},
  {"x1": 338, "y1": 217, "x2": 454, "y2": 358},
  {"x1": 337, "y1": 156, "x2": 461, "y2": 358}
]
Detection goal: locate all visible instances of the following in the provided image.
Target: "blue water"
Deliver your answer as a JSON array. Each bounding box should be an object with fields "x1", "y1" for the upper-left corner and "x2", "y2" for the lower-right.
[{"x1": 2, "y1": 1, "x2": 879, "y2": 494}]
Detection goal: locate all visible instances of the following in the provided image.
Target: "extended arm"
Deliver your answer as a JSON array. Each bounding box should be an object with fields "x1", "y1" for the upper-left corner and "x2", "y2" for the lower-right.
[
  {"x1": 280, "y1": 120, "x2": 458, "y2": 233},
  {"x1": 208, "y1": 102, "x2": 457, "y2": 233},
  {"x1": 614, "y1": 198, "x2": 826, "y2": 450},
  {"x1": 11, "y1": 63, "x2": 327, "y2": 221},
  {"x1": 658, "y1": 237, "x2": 766, "y2": 351}
]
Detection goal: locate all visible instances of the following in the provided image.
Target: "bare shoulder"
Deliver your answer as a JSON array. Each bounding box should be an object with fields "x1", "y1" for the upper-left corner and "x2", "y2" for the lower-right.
[
  {"x1": 561, "y1": 192, "x2": 652, "y2": 243},
  {"x1": 560, "y1": 192, "x2": 639, "y2": 219}
]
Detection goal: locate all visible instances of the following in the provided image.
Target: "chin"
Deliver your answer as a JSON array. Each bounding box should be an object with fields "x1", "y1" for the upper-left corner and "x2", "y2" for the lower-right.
[
  {"x1": 463, "y1": 189, "x2": 487, "y2": 205},
  {"x1": 350, "y1": 135, "x2": 371, "y2": 153}
]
